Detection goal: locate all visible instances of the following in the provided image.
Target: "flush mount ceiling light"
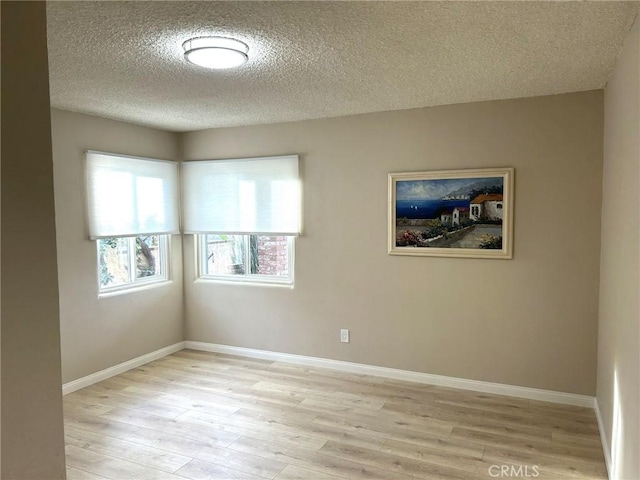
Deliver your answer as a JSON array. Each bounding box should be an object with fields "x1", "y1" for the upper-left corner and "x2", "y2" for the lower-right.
[{"x1": 182, "y1": 36, "x2": 249, "y2": 69}]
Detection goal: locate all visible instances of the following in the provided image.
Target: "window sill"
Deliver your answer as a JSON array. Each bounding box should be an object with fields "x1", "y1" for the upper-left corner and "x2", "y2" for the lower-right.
[
  {"x1": 98, "y1": 279, "x2": 173, "y2": 298},
  {"x1": 195, "y1": 277, "x2": 294, "y2": 289}
]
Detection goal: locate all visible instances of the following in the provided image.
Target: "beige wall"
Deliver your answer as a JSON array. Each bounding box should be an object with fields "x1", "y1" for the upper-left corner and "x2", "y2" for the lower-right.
[
  {"x1": 598, "y1": 15, "x2": 640, "y2": 480},
  {"x1": 1, "y1": 2, "x2": 67, "y2": 477},
  {"x1": 182, "y1": 91, "x2": 603, "y2": 395},
  {"x1": 1, "y1": 1, "x2": 3, "y2": 473},
  {"x1": 51, "y1": 109, "x2": 184, "y2": 384}
]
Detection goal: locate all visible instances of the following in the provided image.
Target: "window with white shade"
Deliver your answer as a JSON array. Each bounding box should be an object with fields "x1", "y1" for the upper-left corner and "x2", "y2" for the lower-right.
[
  {"x1": 85, "y1": 151, "x2": 179, "y2": 293},
  {"x1": 182, "y1": 155, "x2": 300, "y2": 285},
  {"x1": 86, "y1": 151, "x2": 180, "y2": 238}
]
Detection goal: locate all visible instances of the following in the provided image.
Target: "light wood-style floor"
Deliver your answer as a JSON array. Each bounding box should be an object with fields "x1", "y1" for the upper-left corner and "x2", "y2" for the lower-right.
[{"x1": 64, "y1": 350, "x2": 607, "y2": 480}]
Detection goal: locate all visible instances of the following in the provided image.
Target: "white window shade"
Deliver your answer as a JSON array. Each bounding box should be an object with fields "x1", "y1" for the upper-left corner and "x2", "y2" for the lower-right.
[
  {"x1": 182, "y1": 155, "x2": 300, "y2": 235},
  {"x1": 85, "y1": 151, "x2": 180, "y2": 239}
]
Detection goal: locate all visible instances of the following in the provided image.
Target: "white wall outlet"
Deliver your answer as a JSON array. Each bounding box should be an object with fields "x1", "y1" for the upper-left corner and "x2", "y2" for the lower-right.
[{"x1": 340, "y1": 329, "x2": 350, "y2": 343}]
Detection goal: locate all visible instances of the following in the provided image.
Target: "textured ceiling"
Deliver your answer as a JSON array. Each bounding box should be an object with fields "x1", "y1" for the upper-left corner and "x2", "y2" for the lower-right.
[{"x1": 47, "y1": 1, "x2": 639, "y2": 132}]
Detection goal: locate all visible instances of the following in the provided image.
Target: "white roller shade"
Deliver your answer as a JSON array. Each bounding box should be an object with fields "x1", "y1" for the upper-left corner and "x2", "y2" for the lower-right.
[
  {"x1": 85, "y1": 151, "x2": 180, "y2": 239},
  {"x1": 182, "y1": 155, "x2": 300, "y2": 235}
]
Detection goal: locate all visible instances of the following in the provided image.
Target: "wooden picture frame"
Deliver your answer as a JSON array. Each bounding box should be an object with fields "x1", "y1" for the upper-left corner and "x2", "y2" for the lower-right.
[{"x1": 388, "y1": 167, "x2": 514, "y2": 259}]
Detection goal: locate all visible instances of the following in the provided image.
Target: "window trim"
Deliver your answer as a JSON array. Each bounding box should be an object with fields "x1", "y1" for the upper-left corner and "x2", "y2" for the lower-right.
[
  {"x1": 97, "y1": 235, "x2": 170, "y2": 295},
  {"x1": 197, "y1": 234, "x2": 294, "y2": 285}
]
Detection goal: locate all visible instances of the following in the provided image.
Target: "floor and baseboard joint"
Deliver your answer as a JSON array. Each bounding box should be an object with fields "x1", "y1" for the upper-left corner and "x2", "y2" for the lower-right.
[{"x1": 184, "y1": 341, "x2": 595, "y2": 408}]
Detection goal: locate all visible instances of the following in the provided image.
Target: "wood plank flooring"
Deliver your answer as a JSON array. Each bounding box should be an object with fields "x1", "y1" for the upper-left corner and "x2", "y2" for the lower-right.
[{"x1": 64, "y1": 350, "x2": 607, "y2": 480}]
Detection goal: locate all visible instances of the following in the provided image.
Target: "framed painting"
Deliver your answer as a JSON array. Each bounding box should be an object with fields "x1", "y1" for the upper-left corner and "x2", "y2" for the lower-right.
[{"x1": 388, "y1": 167, "x2": 514, "y2": 259}]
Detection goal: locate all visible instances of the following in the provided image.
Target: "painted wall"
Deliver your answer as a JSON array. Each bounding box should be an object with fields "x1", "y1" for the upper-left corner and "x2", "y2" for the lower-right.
[
  {"x1": 50, "y1": 109, "x2": 184, "y2": 384},
  {"x1": 1, "y1": 2, "x2": 3, "y2": 472},
  {"x1": 598, "y1": 15, "x2": 639, "y2": 480},
  {"x1": 1, "y1": 2, "x2": 67, "y2": 477},
  {"x1": 182, "y1": 91, "x2": 603, "y2": 396}
]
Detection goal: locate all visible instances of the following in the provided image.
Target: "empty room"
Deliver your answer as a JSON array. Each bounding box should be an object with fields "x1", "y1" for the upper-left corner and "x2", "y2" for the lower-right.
[{"x1": 1, "y1": 1, "x2": 639, "y2": 480}]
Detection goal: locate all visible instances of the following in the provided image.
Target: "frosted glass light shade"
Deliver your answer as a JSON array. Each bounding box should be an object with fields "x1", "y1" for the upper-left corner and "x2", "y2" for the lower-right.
[
  {"x1": 85, "y1": 151, "x2": 180, "y2": 239},
  {"x1": 183, "y1": 36, "x2": 249, "y2": 69},
  {"x1": 182, "y1": 155, "x2": 300, "y2": 235}
]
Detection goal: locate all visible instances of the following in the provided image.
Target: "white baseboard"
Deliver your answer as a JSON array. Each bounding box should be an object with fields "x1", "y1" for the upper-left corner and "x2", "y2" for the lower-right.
[
  {"x1": 63, "y1": 340, "x2": 596, "y2": 408},
  {"x1": 62, "y1": 341, "x2": 186, "y2": 395},
  {"x1": 594, "y1": 398, "x2": 612, "y2": 479},
  {"x1": 184, "y1": 341, "x2": 595, "y2": 408}
]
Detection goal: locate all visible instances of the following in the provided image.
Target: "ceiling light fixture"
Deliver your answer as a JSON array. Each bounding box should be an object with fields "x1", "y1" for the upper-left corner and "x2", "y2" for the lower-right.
[{"x1": 182, "y1": 36, "x2": 249, "y2": 69}]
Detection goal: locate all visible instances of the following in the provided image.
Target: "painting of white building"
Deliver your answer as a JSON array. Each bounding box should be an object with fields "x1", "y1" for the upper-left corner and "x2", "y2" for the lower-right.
[
  {"x1": 440, "y1": 210, "x2": 453, "y2": 223},
  {"x1": 452, "y1": 207, "x2": 470, "y2": 225},
  {"x1": 470, "y1": 193, "x2": 503, "y2": 221}
]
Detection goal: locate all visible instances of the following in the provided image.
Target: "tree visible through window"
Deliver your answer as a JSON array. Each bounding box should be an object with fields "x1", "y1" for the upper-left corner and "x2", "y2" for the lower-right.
[{"x1": 98, "y1": 235, "x2": 168, "y2": 291}]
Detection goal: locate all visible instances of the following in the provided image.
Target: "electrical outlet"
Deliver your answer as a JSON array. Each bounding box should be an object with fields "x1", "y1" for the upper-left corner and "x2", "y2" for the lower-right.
[{"x1": 340, "y1": 329, "x2": 350, "y2": 343}]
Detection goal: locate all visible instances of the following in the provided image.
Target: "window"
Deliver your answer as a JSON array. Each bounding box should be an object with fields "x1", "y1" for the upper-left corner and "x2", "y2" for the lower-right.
[
  {"x1": 98, "y1": 235, "x2": 168, "y2": 292},
  {"x1": 85, "y1": 151, "x2": 179, "y2": 294},
  {"x1": 182, "y1": 155, "x2": 301, "y2": 286},
  {"x1": 199, "y1": 234, "x2": 293, "y2": 284}
]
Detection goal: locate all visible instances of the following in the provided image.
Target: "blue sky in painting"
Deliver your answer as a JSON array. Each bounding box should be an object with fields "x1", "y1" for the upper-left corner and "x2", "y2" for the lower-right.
[{"x1": 396, "y1": 178, "x2": 481, "y2": 201}]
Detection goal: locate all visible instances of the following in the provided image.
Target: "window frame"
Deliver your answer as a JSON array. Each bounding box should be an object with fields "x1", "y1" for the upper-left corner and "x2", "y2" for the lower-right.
[
  {"x1": 97, "y1": 234, "x2": 170, "y2": 295},
  {"x1": 197, "y1": 234, "x2": 294, "y2": 286}
]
